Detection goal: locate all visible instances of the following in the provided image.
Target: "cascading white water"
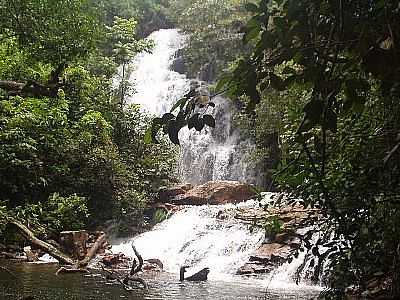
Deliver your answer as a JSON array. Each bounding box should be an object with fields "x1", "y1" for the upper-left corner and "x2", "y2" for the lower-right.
[
  {"x1": 126, "y1": 28, "x2": 261, "y2": 186},
  {"x1": 112, "y1": 202, "x2": 265, "y2": 280},
  {"x1": 126, "y1": 29, "x2": 190, "y2": 115},
  {"x1": 115, "y1": 28, "x2": 320, "y2": 288}
]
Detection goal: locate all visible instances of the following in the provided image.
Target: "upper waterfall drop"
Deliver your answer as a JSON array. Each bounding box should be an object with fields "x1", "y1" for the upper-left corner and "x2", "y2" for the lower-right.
[
  {"x1": 126, "y1": 29, "x2": 190, "y2": 115},
  {"x1": 127, "y1": 28, "x2": 262, "y2": 186}
]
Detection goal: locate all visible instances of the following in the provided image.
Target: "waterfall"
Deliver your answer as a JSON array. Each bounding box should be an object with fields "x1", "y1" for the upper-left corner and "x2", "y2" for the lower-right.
[
  {"x1": 112, "y1": 202, "x2": 265, "y2": 280},
  {"x1": 112, "y1": 195, "x2": 321, "y2": 289},
  {"x1": 127, "y1": 29, "x2": 261, "y2": 186},
  {"x1": 116, "y1": 28, "x2": 320, "y2": 288}
]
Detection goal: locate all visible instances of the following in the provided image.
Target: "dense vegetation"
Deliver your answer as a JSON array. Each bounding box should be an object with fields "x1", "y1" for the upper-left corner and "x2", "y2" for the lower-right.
[
  {"x1": 166, "y1": 0, "x2": 250, "y2": 81},
  {"x1": 0, "y1": 0, "x2": 177, "y2": 240},
  {"x1": 219, "y1": 0, "x2": 400, "y2": 297}
]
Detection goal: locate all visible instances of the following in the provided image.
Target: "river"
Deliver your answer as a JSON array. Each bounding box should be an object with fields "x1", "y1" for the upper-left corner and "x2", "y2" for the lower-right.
[{"x1": 0, "y1": 260, "x2": 319, "y2": 300}]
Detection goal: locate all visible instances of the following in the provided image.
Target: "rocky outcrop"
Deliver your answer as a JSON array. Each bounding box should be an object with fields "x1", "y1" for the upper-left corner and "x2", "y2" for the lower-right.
[
  {"x1": 158, "y1": 183, "x2": 193, "y2": 202},
  {"x1": 166, "y1": 181, "x2": 256, "y2": 205},
  {"x1": 236, "y1": 202, "x2": 320, "y2": 275}
]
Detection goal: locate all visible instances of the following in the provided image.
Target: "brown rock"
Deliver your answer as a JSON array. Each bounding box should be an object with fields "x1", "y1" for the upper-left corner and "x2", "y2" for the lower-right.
[
  {"x1": 170, "y1": 181, "x2": 256, "y2": 205},
  {"x1": 101, "y1": 253, "x2": 127, "y2": 267},
  {"x1": 60, "y1": 231, "x2": 89, "y2": 260},
  {"x1": 24, "y1": 246, "x2": 38, "y2": 262},
  {"x1": 249, "y1": 243, "x2": 293, "y2": 264},
  {"x1": 236, "y1": 262, "x2": 274, "y2": 275},
  {"x1": 158, "y1": 184, "x2": 193, "y2": 202}
]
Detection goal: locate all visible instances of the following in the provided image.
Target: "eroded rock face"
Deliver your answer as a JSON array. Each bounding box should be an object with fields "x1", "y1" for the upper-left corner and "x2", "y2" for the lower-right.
[{"x1": 168, "y1": 181, "x2": 256, "y2": 205}]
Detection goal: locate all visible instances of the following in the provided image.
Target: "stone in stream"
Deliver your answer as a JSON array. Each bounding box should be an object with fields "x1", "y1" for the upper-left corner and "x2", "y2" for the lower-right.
[{"x1": 167, "y1": 180, "x2": 256, "y2": 205}]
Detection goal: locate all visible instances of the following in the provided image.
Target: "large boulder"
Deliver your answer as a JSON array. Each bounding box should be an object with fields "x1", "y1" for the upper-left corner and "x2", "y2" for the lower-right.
[{"x1": 169, "y1": 181, "x2": 256, "y2": 205}]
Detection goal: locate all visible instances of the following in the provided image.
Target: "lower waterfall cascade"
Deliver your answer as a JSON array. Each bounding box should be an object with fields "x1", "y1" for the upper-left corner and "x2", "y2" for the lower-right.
[{"x1": 115, "y1": 28, "x2": 323, "y2": 290}]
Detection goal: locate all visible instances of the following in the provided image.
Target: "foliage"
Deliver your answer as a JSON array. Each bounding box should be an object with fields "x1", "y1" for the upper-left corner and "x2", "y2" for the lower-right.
[
  {"x1": 215, "y1": 0, "x2": 400, "y2": 296},
  {"x1": 100, "y1": 0, "x2": 171, "y2": 36},
  {"x1": 145, "y1": 87, "x2": 216, "y2": 145},
  {"x1": 106, "y1": 17, "x2": 154, "y2": 106},
  {"x1": 0, "y1": 0, "x2": 177, "y2": 239},
  {"x1": 0, "y1": 0, "x2": 101, "y2": 67},
  {"x1": 166, "y1": 0, "x2": 250, "y2": 81},
  {"x1": 45, "y1": 193, "x2": 89, "y2": 232},
  {"x1": 152, "y1": 208, "x2": 168, "y2": 225}
]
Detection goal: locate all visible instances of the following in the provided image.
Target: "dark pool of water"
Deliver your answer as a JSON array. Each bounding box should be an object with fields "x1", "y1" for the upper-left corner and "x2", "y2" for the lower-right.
[{"x1": 0, "y1": 260, "x2": 319, "y2": 300}]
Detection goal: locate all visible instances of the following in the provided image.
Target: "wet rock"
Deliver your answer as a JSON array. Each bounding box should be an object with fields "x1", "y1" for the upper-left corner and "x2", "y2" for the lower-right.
[
  {"x1": 60, "y1": 230, "x2": 89, "y2": 260},
  {"x1": 236, "y1": 203, "x2": 321, "y2": 276},
  {"x1": 171, "y1": 50, "x2": 186, "y2": 74},
  {"x1": 170, "y1": 180, "x2": 256, "y2": 205},
  {"x1": 143, "y1": 258, "x2": 164, "y2": 271},
  {"x1": 237, "y1": 262, "x2": 275, "y2": 275},
  {"x1": 250, "y1": 243, "x2": 293, "y2": 264},
  {"x1": 23, "y1": 246, "x2": 38, "y2": 262},
  {"x1": 158, "y1": 183, "x2": 193, "y2": 202}
]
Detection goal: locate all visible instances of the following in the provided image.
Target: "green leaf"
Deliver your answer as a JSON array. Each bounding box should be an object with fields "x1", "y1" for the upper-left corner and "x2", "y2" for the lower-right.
[
  {"x1": 143, "y1": 127, "x2": 153, "y2": 144},
  {"x1": 243, "y1": 25, "x2": 261, "y2": 44},
  {"x1": 170, "y1": 98, "x2": 187, "y2": 112},
  {"x1": 203, "y1": 114, "x2": 216, "y2": 128},
  {"x1": 168, "y1": 120, "x2": 180, "y2": 145},
  {"x1": 188, "y1": 113, "x2": 200, "y2": 130},
  {"x1": 145, "y1": 117, "x2": 163, "y2": 144},
  {"x1": 297, "y1": 100, "x2": 324, "y2": 133},
  {"x1": 162, "y1": 113, "x2": 175, "y2": 122}
]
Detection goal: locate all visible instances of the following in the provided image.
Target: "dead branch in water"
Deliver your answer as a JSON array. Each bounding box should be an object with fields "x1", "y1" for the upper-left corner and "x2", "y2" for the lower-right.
[
  {"x1": 55, "y1": 267, "x2": 90, "y2": 276},
  {"x1": 101, "y1": 242, "x2": 148, "y2": 290},
  {"x1": 78, "y1": 233, "x2": 107, "y2": 268}
]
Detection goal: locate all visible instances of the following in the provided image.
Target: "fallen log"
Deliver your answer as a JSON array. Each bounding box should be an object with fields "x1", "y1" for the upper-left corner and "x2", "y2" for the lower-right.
[
  {"x1": 9, "y1": 218, "x2": 75, "y2": 265},
  {"x1": 78, "y1": 233, "x2": 107, "y2": 267}
]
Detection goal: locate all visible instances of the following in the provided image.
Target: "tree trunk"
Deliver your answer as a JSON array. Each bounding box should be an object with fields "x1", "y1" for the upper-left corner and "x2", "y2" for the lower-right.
[
  {"x1": 9, "y1": 218, "x2": 75, "y2": 265},
  {"x1": 78, "y1": 233, "x2": 107, "y2": 267}
]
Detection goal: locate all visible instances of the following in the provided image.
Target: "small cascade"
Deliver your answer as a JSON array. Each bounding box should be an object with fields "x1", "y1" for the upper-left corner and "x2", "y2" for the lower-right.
[{"x1": 112, "y1": 202, "x2": 265, "y2": 280}]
